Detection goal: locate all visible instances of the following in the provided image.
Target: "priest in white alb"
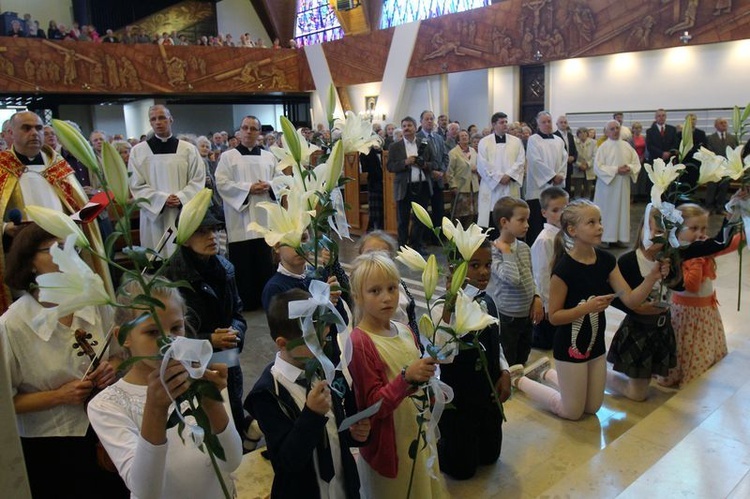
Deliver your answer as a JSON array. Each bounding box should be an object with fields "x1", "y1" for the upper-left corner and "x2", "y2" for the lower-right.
[
  {"x1": 525, "y1": 111, "x2": 568, "y2": 243},
  {"x1": 215, "y1": 115, "x2": 278, "y2": 310},
  {"x1": 476, "y1": 111, "x2": 526, "y2": 233},
  {"x1": 593, "y1": 120, "x2": 641, "y2": 248},
  {"x1": 0, "y1": 111, "x2": 113, "y2": 313},
  {"x1": 128, "y1": 105, "x2": 205, "y2": 257}
]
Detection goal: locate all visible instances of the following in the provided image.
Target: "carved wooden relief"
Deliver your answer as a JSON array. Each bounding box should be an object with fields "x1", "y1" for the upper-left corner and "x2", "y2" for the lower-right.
[
  {"x1": 323, "y1": 28, "x2": 393, "y2": 86},
  {"x1": 120, "y1": 0, "x2": 215, "y2": 37},
  {"x1": 0, "y1": 39, "x2": 307, "y2": 94},
  {"x1": 405, "y1": 0, "x2": 750, "y2": 78}
]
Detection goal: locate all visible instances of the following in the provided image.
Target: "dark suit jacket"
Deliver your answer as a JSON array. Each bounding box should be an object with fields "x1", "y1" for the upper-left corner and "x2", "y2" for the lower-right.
[
  {"x1": 245, "y1": 365, "x2": 363, "y2": 499},
  {"x1": 386, "y1": 138, "x2": 434, "y2": 201},
  {"x1": 416, "y1": 129, "x2": 449, "y2": 188},
  {"x1": 554, "y1": 129, "x2": 578, "y2": 162},
  {"x1": 646, "y1": 123, "x2": 679, "y2": 162},
  {"x1": 707, "y1": 132, "x2": 738, "y2": 157}
]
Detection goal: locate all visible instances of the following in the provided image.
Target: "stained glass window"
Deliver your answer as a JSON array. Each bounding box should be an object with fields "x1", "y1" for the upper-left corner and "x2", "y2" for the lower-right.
[
  {"x1": 380, "y1": 0, "x2": 490, "y2": 29},
  {"x1": 295, "y1": 0, "x2": 344, "y2": 47}
]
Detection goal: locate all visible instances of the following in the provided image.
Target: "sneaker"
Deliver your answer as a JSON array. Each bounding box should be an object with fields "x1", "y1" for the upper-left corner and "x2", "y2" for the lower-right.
[
  {"x1": 242, "y1": 418, "x2": 263, "y2": 453},
  {"x1": 524, "y1": 357, "x2": 551, "y2": 383},
  {"x1": 508, "y1": 364, "x2": 525, "y2": 388}
]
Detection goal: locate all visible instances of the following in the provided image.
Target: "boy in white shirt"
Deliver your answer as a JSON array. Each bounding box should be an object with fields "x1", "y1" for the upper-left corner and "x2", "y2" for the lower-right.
[{"x1": 530, "y1": 186, "x2": 569, "y2": 349}]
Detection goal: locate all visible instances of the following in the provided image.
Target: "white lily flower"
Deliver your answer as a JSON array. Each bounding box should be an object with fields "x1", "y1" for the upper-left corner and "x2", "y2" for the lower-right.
[
  {"x1": 724, "y1": 145, "x2": 750, "y2": 181},
  {"x1": 249, "y1": 186, "x2": 315, "y2": 248},
  {"x1": 695, "y1": 147, "x2": 728, "y2": 185},
  {"x1": 452, "y1": 290, "x2": 499, "y2": 336},
  {"x1": 442, "y1": 217, "x2": 456, "y2": 241},
  {"x1": 175, "y1": 188, "x2": 213, "y2": 245},
  {"x1": 271, "y1": 129, "x2": 321, "y2": 173},
  {"x1": 411, "y1": 202, "x2": 433, "y2": 229},
  {"x1": 36, "y1": 234, "x2": 112, "y2": 316},
  {"x1": 644, "y1": 159, "x2": 685, "y2": 207},
  {"x1": 334, "y1": 111, "x2": 382, "y2": 155},
  {"x1": 101, "y1": 141, "x2": 130, "y2": 205},
  {"x1": 449, "y1": 220, "x2": 490, "y2": 262},
  {"x1": 423, "y1": 254, "x2": 438, "y2": 301},
  {"x1": 26, "y1": 205, "x2": 90, "y2": 249},
  {"x1": 395, "y1": 245, "x2": 427, "y2": 271}
]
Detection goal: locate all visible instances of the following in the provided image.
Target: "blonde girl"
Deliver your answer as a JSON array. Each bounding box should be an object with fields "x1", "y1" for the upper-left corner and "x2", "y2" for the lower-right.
[
  {"x1": 512, "y1": 200, "x2": 666, "y2": 420},
  {"x1": 87, "y1": 279, "x2": 243, "y2": 499},
  {"x1": 657, "y1": 202, "x2": 741, "y2": 387},
  {"x1": 348, "y1": 252, "x2": 447, "y2": 498}
]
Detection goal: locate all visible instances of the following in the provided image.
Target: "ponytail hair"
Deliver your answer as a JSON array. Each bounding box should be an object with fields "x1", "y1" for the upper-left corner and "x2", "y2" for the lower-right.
[{"x1": 551, "y1": 199, "x2": 598, "y2": 270}]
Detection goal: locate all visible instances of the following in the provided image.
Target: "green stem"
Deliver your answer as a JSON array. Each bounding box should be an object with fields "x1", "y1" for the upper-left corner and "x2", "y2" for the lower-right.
[
  {"x1": 188, "y1": 399, "x2": 231, "y2": 499},
  {"x1": 405, "y1": 396, "x2": 427, "y2": 499},
  {"x1": 477, "y1": 343, "x2": 505, "y2": 421}
]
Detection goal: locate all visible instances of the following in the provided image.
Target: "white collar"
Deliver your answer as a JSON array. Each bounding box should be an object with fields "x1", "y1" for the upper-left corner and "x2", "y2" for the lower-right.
[
  {"x1": 543, "y1": 223, "x2": 560, "y2": 234},
  {"x1": 272, "y1": 352, "x2": 304, "y2": 384},
  {"x1": 155, "y1": 134, "x2": 173, "y2": 142},
  {"x1": 18, "y1": 294, "x2": 98, "y2": 342},
  {"x1": 277, "y1": 263, "x2": 306, "y2": 279}
]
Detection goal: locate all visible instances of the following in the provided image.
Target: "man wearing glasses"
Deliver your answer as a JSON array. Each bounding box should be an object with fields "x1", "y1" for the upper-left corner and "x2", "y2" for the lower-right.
[
  {"x1": 128, "y1": 104, "x2": 205, "y2": 257},
  {"x1": 215, "y1": 115, "x2": 278, "y2": 310}
]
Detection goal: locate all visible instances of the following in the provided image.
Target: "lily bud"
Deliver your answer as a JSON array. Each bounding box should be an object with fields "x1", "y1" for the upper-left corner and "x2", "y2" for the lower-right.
[
  {"x1": 175, "y1": 189, "x2": 213, "y2": 245},
  {"x1": 101, "y1": 141, "x2": 130, "y2": 205},
  {"x1": 423, "y1": 254, "x2": 438, "y2": 301},
  {"x1": 442, "y1": 217, "x2": 456, "y2": 241},
  {"x1": 51, "y1": 119, "x2": 99, "y2": 174},
  {"x1": 395, "y1": 246, "x2": 427, "y2": 272},
  {"x1": 450, "y1": 261, "x2": 468, "y2": 295},
  {"x1": 419, "y1": 313, "x2": 434, "y2": 339},
  {"x1": 326, "y1": 83, "x2": 337, "y2": 122},
  {"x1": 325, "y1": 140, "x2": 344, "y2": 193},
  {"x1": 279, "y1": 116, "x2": 301, "y2": 167},
  {"x1": 411, "y1": 202, "x2": 433, "y2": 229},
  {"x1": 26, "y1": 205, "x2": 90, "y2": 249}
]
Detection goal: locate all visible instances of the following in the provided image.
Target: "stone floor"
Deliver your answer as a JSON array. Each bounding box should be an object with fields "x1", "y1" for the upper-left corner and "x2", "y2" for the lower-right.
[{"x1": 233, "y1": 202, "x2": 750, "y2": 498}]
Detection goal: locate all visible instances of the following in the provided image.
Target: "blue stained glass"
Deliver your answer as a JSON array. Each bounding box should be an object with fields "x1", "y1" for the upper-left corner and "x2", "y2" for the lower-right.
[
  {"x1": 295, "y1": 0, "x2": 344, "y2": 46},
  {"x1": 380, "y1": 0, "x2": 490, "y2": 29}
]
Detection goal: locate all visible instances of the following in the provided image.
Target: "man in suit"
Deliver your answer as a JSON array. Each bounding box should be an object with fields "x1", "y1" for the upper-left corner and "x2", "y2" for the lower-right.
[
  {"x1": 677, "y1": 113, "x2": 709, "y2": 188},
  {"x1": 705, "y1": 117, "x2": 739, "y2": 213},
  {"x1": 416, "y1": 110, "x2": 450, "y2": 234},
  {"x1": 645, "y1": 108, "x2": 680, "y2": 199},
  {"x1": 554, "y1": 115, "x2": 578, "y2": 197},
  {"x1": 387, "y1": 116, "x2": 434, "y2": 252}
]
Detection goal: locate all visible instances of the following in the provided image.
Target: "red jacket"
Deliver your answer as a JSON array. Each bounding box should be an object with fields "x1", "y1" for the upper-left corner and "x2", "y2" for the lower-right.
[{"x1": 349, "y1": 326, "x2": 418, "y2": 478}]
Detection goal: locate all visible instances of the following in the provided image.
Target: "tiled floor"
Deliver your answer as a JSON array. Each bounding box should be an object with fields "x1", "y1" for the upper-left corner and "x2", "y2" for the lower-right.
[{"x1": 234, "y1": 204, "x2": 750, "y2": 498}]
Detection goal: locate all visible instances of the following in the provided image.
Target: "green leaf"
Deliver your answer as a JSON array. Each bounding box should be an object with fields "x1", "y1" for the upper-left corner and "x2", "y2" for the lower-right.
[
  {"x1": 123, "y1": 246, "x2": 152, "y2": 269},
  {"x1": 166, "y1": 408, "x2": 182, "y2": 429},
  {"x1": 408, "y1": 439, "x2": 418, "y2": 459},
  {"x1": 117, "y1": 312, "x2": 151, "y2": 345},
  {"x1": 116, "y1": 354, "x2": 161, "y2": 374},
  {"x1": 204, "y1": 432, "x2": 226, "y2": 461},
  {"x1": 193, "y1": 379, "x2": 224, "y2": 402},
  {"x1": 131, "y1": 294, "x2": 166, "y2": 310},
  {"x1": 741, "y1": 102, "x2": 750, "y2": 123},
  {"x1": 177, "y1": 421, "x2": 186, "y2": 445},
  {"x1": 104, "y1": 231, "x2": 123, "y2": 258}
]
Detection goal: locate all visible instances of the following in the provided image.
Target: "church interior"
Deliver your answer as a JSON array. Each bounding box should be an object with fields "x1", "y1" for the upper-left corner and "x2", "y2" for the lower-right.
[{"x1": 1, "y1": 0, "x2": 750, "y2": 497}]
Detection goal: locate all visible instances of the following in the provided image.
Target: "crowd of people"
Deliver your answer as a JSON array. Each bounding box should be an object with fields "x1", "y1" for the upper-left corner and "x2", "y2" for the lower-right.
[
  {"x1": 1, "y1": 12, "x2": 297, "y2": 49},
  {"x1": 1, "y1": 103, "x2": 748, "y2": 498}
]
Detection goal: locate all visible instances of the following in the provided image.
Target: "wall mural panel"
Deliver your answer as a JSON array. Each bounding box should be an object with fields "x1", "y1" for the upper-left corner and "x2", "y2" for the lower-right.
[
  {"x1": 403, "y1": 0, "x2": 750, "y2": 78},
  {"x1": 0, "y1": 39, "x2": 311, "y2": 94},
  {"x1": 322, "y1": 27, "x2": 393, "y2": 86}
]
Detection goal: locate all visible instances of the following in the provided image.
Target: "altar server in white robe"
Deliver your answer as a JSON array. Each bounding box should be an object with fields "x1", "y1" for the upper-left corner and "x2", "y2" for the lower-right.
[
  {"x1": 593, "y1": 120, "x2": 641, "y2": 247},
  {"x1": 215, "y1": 115, "x2": 278, "y2": 310},
  {"x1": 476, "y1": 111, "x2": 526, "y2": 234},
  {"x1": 128, "y1": 105, "x2": 205, "y2": 257},
  {"x1": 524, "y1": 111, "x2": 568, "y2": 244}
]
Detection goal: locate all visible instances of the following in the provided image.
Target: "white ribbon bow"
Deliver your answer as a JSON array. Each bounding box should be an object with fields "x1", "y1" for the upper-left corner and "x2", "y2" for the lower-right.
[
  {"x1": 159, "y1": 336, "x2": 213, "y2": 447},
  {"x1": 726, "y1": 196, "x2": 750, "y2": 244},
  {"x1": 288, "y1": 280, "x2": 349, "y2": 388},
  {"x1": 422, "y1": 376, "x2": 454, "y2": 478},
  {"x1": 327, "y1": 189, "x2": 351, "y2": 240}
]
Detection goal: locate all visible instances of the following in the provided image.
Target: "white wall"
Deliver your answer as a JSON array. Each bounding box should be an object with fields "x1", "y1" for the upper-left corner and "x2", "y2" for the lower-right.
[
  {"x1": 123, "y1": 99, "x2": 154, "y2": 139},
  {"x1": 232, "y1": 104, "x2": 285, "y2": 131},
  {"x1": 549, "y1": 40, "x2": 750, "y2": 117},
  {"x1": 92, "y1": 105, "x2": 125, "y2": 136},
  {"x1": 398, "y1": 75, "x2": 443, "y2": 123},
  {"x1": 216, "y1": 0, "x2": 269, "y2": 44},
  {"x1": 0, "y1": 0, "x2": 72, "y2": 28},
  {"x1": 58, "y1": 104, "x2": 94, "y2": 136},
  {"x1": 448, "y1": 69, "x2": 489, "y2": 129}
]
